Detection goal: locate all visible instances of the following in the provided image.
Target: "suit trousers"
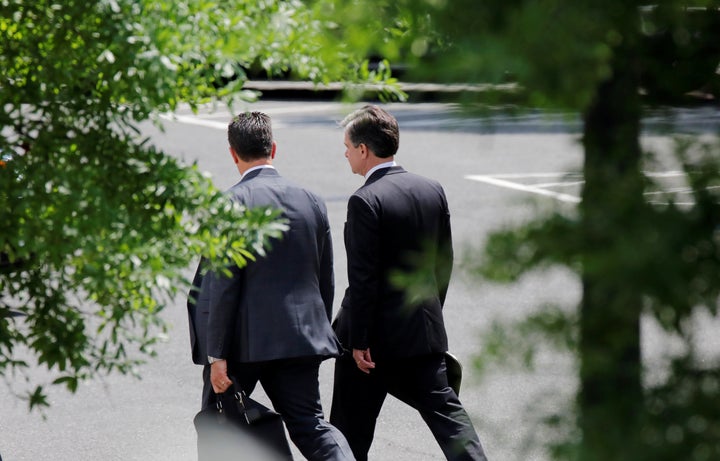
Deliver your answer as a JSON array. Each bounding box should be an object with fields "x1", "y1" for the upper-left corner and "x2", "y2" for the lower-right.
[
  {"x1": 201, "y1": 357, "x2": 355, "y2": 461},
  {"x1": 330, "y1": 353, "x2": 488, "y2": 461}
]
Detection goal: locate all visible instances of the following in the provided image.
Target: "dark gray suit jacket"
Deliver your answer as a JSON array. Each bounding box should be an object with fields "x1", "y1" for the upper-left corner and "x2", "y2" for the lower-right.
[
  {"x1": 187, "y1": 258, "x2": 211, "y2": 365},
  {"x1": 187, "y1": 168, "x2": 340, "y2": 364},
  {"x1": 333, "y1": 166, "x2": 452, "y2": 361}
]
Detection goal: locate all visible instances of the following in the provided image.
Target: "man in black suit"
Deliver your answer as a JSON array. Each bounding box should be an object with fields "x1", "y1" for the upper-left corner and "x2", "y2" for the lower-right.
[
  {"x1": 187, "y1": 112, "x2": 355, "y2": 461},
  {"x1": 330, "y1": 105, "x2": 488, "y2": 461}
]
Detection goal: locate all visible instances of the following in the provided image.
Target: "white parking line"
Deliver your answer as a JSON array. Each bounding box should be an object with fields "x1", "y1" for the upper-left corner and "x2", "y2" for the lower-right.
[
  {"x1": 645, "y1": 171, "x2": 685, "y2": 178},
  {"x1": 531, "y1": 180, "x2": 584, "y2": 188},
  {"x1": 160, "y1": 112, "x2": 296, "y2": 130},
  {"x1": 476, "y1": 172, "x2": 578, "y2": 179},
  {"x1": 256, "y1": 103, "x2": 342, "y2": 116},
  {"x1": 160, "y1": 104, "x2": 345, "y2": 129},
  {"x1": 159, "y1": 113, "x2": 228, "y2": 130},
  {"x1": 466, "y1": 170, "x2": 697, "y2": 205},
  {"x1": 465, "y1": 174, "x2": 582, "y2": 203}
]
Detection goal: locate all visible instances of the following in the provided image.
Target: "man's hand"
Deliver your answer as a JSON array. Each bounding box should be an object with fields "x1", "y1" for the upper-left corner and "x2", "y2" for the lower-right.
[
  {"x1": 353, "y1": 348, "x2": 375, "y2": 374},
  {"x1": 209, "y1": 359, "x2": 232, "y2": 393}
]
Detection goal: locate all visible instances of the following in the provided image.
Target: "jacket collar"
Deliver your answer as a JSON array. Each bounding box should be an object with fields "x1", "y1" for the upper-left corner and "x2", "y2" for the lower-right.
[
  {"x1": 240, "y1": 166, "x2": 279, "y2": 182},
  {"x1": 364, "y1": 165, "x2": 405, "y2": 185}
]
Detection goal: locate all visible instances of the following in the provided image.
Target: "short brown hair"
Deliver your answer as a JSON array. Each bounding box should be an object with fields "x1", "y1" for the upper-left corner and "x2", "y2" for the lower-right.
[{"x1": 340, "y1": 105, "x2": 399, "y2": 158}]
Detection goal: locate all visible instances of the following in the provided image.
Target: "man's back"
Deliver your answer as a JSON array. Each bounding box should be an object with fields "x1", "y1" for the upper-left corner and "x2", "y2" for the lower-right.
[
  {"x1": 341, "y1": 166, "x2": 452, "y2": 360},
  {"x1": 208, "y1": 168, "x2": 340, "y2": 363}
]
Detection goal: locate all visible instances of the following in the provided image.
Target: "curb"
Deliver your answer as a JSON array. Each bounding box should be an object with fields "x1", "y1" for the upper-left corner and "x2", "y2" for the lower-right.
[{"x1": 242, "y1": 80, "x2": 520, "y2": 101}]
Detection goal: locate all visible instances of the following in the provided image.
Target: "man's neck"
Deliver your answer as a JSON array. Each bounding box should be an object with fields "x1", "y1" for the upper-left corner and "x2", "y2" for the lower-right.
[{"x1": 238, "y1": 159, "x2": 272, "y2": 176}]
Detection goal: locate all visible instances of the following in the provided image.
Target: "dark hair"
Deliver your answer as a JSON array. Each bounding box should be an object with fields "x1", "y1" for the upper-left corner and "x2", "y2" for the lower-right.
[
  {"x1": 227, "y1": 112, "x2": 273, "y2": 161},
  {"x1": 340, "y1": 105, "x2": 399, "y2": 158}
]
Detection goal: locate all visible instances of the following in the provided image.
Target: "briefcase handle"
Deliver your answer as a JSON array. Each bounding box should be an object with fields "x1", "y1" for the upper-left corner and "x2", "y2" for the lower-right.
[{"x1": 216, "y1": 376, "x2": 262, "y2": 424}]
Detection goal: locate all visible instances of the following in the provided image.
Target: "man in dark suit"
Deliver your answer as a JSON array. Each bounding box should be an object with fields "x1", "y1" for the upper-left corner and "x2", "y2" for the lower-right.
[
  {"x1": 329, "y1": 105, "x2": 488, "y2": 461},
  {"x1": 187, "y1": 112, "x2": 355, "y2": 461}
]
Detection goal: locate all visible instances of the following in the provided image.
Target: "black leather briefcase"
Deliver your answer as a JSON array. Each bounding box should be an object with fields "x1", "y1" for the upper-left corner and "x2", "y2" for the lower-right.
[
  {"x1": 445, "y1": 351, "x2": 463, "y2": 397},
  {"x1": 194, "y1": 377, "x2": 293, "y2": 460}
]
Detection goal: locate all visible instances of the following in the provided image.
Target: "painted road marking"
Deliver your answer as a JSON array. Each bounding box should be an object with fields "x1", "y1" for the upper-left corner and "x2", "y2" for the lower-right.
[
  {"x1": 466, "y1": 171, "x2": 699, "y2": 205},
  {"x1": 465, "y1": 174, "x2": 582, "y2": 203},
  {"x1": 159, "y1": 113, "x2": 228, "y2": 130}
]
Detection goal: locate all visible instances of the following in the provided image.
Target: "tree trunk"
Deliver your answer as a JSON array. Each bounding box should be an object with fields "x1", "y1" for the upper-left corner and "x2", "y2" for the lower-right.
[{"x1": 579, "y1": 6, "x2": 644, "y2": 460}]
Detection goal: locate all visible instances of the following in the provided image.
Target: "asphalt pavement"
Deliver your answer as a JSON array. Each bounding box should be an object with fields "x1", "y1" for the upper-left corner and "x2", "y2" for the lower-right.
[{"x1": 2, "y1": 98, "x2": 719, "y2": 461}]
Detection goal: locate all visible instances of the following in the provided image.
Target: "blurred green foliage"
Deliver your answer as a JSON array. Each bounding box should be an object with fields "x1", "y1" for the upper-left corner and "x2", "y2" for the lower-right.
[
  {"x1": 0, "y1": 0, "x2": 400, "y2": 411},
  {"x1": 346, "y1": 0, "x2": 720, "y2": 459}
]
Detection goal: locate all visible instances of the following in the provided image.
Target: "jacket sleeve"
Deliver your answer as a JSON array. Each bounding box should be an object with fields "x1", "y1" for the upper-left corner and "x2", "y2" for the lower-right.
[
  {"x1": 319, "y1": 204, "x2": 335, "y2": 322},
  {"x1": 187, "y1": 259, "x2": 205, "y2": 365},
  {"x1": 345, "y1": 194, "x2": 380, "y2": 350},
  {"x1": 436, "y1": 190, "x2": 454, "y2": 308},
  {"x1": 206, "y1": 264, "x2": 243, "y2": 360}
]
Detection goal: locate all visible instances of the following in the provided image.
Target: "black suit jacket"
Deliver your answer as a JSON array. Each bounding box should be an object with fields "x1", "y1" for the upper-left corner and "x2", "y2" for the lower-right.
[
  {"x1": 334, "y1": 166, "x2": 452, "y2": 361},
  {"x1": 187, "y1": 168, "x2": 340, "y2": 364}
]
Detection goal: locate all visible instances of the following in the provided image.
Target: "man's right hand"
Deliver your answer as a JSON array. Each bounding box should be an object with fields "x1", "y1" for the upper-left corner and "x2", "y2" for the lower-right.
[
  {"x1": 353, "y1": 348, "x2": 376, "y2": 374},
  {"x1": 209, "y1": 359, "x2": 232, "y2": 393}
]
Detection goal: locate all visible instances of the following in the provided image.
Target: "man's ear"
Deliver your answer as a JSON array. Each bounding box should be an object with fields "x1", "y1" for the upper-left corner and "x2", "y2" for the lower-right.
[
  {"x1": 360, "y1": 143, "x2": 368, "y2": 158},
  {"x1": 270, "y1": 141, "x2": 277, "y2": 159},
  {"x1": 229, "y1": 147, "x2": 239, "y2": 164}
]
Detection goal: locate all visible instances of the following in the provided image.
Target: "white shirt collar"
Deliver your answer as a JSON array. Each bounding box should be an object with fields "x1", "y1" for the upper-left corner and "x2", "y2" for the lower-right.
[
  {"x1": 365, "y1": 161, "x2": 397, "y2": 180},
  {"x1": 241, "y1": 164, "x2": 275, "y2": 179}
]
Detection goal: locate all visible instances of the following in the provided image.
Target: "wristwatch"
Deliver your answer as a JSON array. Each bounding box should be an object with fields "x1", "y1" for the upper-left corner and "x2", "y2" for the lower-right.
[{"x1": 208, "y1": 356, "x2": 224, "y2": 364}]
